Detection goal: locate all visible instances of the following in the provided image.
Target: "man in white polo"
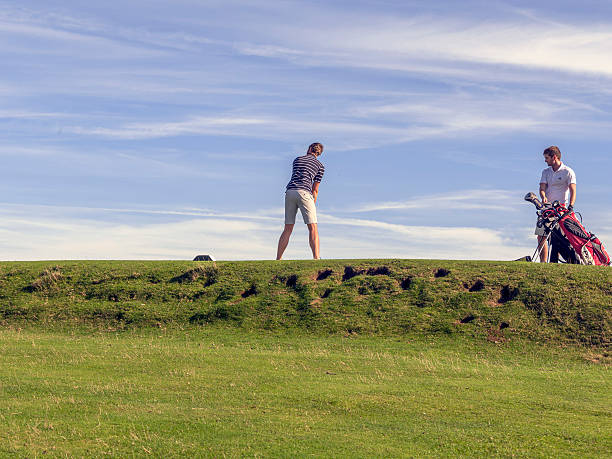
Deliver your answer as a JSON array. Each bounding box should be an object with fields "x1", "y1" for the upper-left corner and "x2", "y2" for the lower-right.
[
  {"x1": 536, "y1": 146, "x2": 576, "y2": 262},
  {"x1": 276, "y1": 142, "x2": 325, "y2": 260}
]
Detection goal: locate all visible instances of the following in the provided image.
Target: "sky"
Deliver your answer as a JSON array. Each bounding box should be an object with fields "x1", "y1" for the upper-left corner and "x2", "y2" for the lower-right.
[{"x1": 1, "y1": 0, "x2": 612, "y2": 261}]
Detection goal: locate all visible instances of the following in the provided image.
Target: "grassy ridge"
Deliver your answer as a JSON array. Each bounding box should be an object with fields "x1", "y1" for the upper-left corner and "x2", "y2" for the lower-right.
[{"x1": 0, "y1": 259, "x2": 610, "y2": 345}]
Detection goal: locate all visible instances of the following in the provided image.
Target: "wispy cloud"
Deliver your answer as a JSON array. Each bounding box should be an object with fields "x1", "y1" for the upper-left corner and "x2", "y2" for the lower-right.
[
  {"x1": 0, "y1": 110, "x2": 71, "y2": 119},
  {"x1": 0, "y1": 18, "x2": 166, "y2": 59},
  {"x1": 67, "y1": 115, "x2": 421, "y2": 151},
  {"x1": 257, "y1": 9, "x2": 612, "y2": 78},
  {"x1": 66, "y1": 104, "x2": 602, "y2": 152},
  {"x1": 349, "y1": 189, "x2": 518, "y2": 213}
]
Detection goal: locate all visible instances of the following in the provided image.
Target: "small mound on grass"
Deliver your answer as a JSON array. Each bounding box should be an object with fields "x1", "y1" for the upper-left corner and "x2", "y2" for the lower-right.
[
  {"x1": 357, "y1": 277, "x2": 399, "y2": 295},
  {"x1": 24, "y1": 267, "x2": 63, "y2": 293},
  {"x1": 170, "y1": 266, "x2": 218, "y2": 286}
]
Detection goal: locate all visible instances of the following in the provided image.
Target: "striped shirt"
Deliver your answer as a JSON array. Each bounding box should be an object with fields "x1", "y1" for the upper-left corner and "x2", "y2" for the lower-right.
[{"x1": 286, "y1": 154, "x2": 325, "y2": 193}]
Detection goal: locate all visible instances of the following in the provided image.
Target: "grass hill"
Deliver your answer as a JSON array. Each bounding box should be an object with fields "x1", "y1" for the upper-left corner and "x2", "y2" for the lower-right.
[{"x1": 1, "y1": 259, "x2": 610, "y2": 346}]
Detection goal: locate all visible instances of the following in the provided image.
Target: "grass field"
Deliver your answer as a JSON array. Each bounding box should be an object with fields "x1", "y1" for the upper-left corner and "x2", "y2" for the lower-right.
[
  {"x1": 0, "y1": 260, "x2": 610, "y2": 457},
  {"x1": 1, "y1": 327, "x2": 610, "y2": 458}
]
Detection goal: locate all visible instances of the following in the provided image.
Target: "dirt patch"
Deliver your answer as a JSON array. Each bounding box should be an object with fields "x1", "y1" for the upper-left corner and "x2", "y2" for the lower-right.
[
  {"x1": 344, "y1": 327, "x2": 361, "y2": 336},
  {"x1": 366, "y1": 266, "x2": 391, "y2": 276},
  {"x1": 498, "y1": 285, "x2": 519, "y2": 303},
  {"x1": 486, "y1": 328, "x2": 508, "y2": 344},
  {"x1": 241, "y1": 284, "x2": 258, "y2": 298},
  {"x1": 316, "y1": 269, "x2": 333, "y2": 280},
  {"x1": 400, "y1": 277, "x2": 413, "y2": 290},
  {"x1": 310, "y1": 298, "x2": 322, "y2": 308},
  {"x1": 434, "y1": 268, "x2": 450, "y2": 278},
  {"x1": 342, "y1": 266, "x2": 363, "y2": 281},
  {"x1": 583, "y1": 351, "x2": 611, "y2": 365},
  {"x1": 285, "y1": 274, "x2": 298, "y2": 288},
  {"x1": 469, "y1": 280, "x2": 485, "y2": 292},
  {"x1": 460, "y1": 314, "x2": 476, "y2": 324}
]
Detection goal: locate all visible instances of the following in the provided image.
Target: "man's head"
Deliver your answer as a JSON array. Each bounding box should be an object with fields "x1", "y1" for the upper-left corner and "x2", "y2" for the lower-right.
[
  {"x1": 543, "y1": 146, "x2": 561, "y2": 166},
  {"x1": 307, "y1": 142, "x2": 324, "y2": 157}
]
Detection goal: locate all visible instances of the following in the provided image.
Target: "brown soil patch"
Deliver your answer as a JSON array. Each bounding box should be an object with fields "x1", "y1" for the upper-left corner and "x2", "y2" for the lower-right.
[
  {"x1": 434, "y1": 268, "x2": 450, "y2": 278},
  {"x1": 316, "y1": 269, "x2": 333, "y2": 280},
  {"x1": 469, "y1": 280, "x2": 485, "y2": 292}
]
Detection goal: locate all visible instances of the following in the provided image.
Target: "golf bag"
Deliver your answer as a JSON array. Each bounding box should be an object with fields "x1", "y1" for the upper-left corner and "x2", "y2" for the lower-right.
[{"x1": 525, "y1": 193, "x2": 611, "y2": 265}]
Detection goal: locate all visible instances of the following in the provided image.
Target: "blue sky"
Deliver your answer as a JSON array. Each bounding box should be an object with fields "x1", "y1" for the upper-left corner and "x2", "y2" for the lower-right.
[{"x1": 1, "y1": 0, "x2": 612, "y2": 260}]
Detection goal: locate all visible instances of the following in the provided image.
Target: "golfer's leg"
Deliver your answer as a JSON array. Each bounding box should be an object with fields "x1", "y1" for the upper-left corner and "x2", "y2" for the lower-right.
[
  {"x1": 537, "y1": 235, "x2": 548, "y2": 263},
  {"x1": 276, "y1": 224, "x2": 294, "y2": 260},
  {"x1": 307, "y1": 223, "x2": 320, "y2": 260}
]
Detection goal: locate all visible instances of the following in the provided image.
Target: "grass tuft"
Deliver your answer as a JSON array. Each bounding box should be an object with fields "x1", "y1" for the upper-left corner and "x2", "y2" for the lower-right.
[
  {"x1": 169, "y1": 265, "x2": 218, "y2": 285},
  {"x1": 23, "y1": 267, "x2": 63, "y2": 293}
]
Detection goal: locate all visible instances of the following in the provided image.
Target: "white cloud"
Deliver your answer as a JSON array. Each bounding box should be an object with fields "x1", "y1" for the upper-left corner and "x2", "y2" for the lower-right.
[
  {"x1": 0, "y1": 215, "x2": 275, "y2": 260},
  {"x1": 0, "y1": 203, "x2": 533, "y2": 261},
  {"x1": 263, "y1": 11, "x2": 612, "y2": 78}
]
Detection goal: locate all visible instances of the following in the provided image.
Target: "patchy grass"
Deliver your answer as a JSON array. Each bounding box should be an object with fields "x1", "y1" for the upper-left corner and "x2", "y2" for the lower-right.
[{"x1": 0, "y1": 259, "x2": 610, "y2": 345}]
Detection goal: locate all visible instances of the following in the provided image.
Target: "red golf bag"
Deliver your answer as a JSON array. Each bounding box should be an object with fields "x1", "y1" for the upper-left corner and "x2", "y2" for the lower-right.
[{"x1": 536, "y1": 200, "x2": 610, "y2": 265}]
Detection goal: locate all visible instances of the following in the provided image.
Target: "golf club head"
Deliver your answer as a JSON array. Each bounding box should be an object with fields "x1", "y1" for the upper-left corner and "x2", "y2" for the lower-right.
[{"x1": 524, "y1": 192, "x2": 544, "y2": 209}]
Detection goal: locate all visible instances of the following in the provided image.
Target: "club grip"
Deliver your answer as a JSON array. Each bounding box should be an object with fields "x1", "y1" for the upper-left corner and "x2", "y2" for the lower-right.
[{"x1": 524, "y1": 192, "x2": 544, "y2": 209}]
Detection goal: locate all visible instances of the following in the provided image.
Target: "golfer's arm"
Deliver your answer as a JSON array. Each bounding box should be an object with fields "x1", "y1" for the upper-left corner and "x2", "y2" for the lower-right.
[
  {"x1": 568, "y1": 183, "x2": 576, "y2": 207},
  {"x1": 312, "y1": 182, "x2": 320, "y2": 203},
  {"x1": 539, "y1": 183, "x2": 547, "y2": 202}
]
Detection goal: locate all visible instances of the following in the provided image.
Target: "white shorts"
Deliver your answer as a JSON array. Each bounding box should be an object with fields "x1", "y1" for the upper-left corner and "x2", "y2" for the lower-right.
[{"x1": 285, "y1": 189, "x2": 317, "y2": 225}]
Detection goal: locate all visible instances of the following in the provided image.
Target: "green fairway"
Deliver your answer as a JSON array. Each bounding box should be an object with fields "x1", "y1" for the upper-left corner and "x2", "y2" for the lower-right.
[{"x1": 0, "y1": 327, "x2": 610, "y2": 458}]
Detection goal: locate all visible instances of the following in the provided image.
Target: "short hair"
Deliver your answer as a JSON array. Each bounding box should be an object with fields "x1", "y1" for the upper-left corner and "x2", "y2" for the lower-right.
[
  {"x1": 308, "y1": 142, "x2": 324, "y2": 154},
  {"x1": 543, "y1": 146, "x2": 561, "y2": 159}
]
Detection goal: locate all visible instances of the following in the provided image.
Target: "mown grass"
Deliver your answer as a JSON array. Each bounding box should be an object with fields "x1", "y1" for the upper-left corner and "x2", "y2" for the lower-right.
[
  {"x1": 0, "y1": 260, "x2": 610, "y2": 345},
  {"x1": 0, "y1": 326, "x2": 610, "y2": 458}
]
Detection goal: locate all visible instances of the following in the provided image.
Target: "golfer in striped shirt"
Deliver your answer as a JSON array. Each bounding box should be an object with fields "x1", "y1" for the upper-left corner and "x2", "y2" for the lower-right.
[{"x1": 276, "y1": 142, "x2": 325, "y2": 260}]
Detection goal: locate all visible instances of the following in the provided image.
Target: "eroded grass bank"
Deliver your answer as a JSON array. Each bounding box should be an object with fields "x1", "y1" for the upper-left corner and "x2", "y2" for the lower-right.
[{"x1": 0, "y1": 259, "x2": 610, "y2": 345}]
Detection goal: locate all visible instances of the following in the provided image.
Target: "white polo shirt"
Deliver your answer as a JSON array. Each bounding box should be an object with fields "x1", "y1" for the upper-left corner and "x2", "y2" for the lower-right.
[{"x1": 540, "y1": 163, "x2": 576, "y2": 204}]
